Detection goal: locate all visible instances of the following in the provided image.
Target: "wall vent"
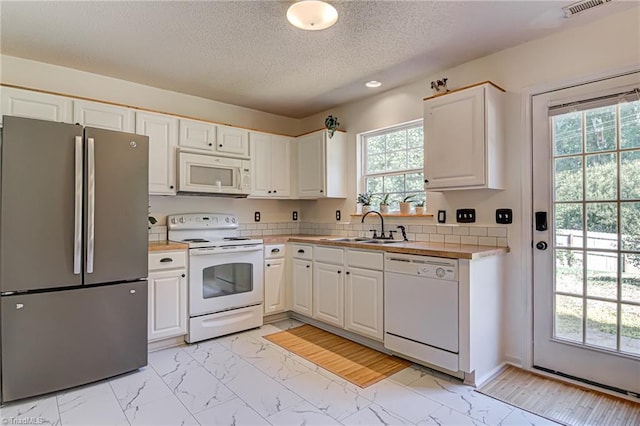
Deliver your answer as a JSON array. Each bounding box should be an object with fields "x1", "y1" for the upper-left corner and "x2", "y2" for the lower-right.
[{"x1": 563, "y1": 0, "x2": 612, "y2": 18}]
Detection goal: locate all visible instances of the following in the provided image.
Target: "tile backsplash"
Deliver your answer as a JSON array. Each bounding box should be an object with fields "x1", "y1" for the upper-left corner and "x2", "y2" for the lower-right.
[{"x1": 150, "y1": 221, "x2": 509, "y2": 247}]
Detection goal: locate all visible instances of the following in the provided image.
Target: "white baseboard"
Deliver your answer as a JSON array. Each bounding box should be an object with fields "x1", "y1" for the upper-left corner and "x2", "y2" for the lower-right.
[
  {"x1": 147, "y1": 336, "x2": 186, "y2": 352},
  {"x1": 474, "y1": 361, "x2": 508, "y2": 388}
]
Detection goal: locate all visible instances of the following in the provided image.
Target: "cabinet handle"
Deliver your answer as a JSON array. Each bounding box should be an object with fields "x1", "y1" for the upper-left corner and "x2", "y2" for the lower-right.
[
  {"x1": 273, "y1": 190, "x2": 277, "y2": 193},
  {"x1": 181, "y1": 274, "x2": 186, "y2": 278},
  {"x1": 337, "y1": 270, "x2": 341, "y2": 274},
  {"x1": 160, "y1": 258, "x2": 173, "y2": 263},
  {"x1": 320, "y1": 189, "x2": 324, "y2": 193},
  {"x1": 424, "y1": 179, "x2": 429, "y2": 184},
  {"x1": 298, "y1": 249, "x2": 305, "y2": 253},
  {"x1": 306, "y1": 265, "x2": 310, "y2": 268},
  {"x1": 346, "y1": 271, "x2": 350, "y2": 275},
  {"x1": 219, "y1": 144, "x2": 223, "y2": 147},
  {"x1": 271, "y1": 248, "x2": 280, "y2": 253},
  {"x1": 267, "y1": 263, "x2": 271, "y2": 267},
  {"x1": 170, "y1": 185, "x2": 174, "y2": 189},
  {"x1": 268, "y1": 190, "x2": 272, "y2": 193},
  {"x1": 208, "y1": 143, "x2": 213, "y2": 146}
]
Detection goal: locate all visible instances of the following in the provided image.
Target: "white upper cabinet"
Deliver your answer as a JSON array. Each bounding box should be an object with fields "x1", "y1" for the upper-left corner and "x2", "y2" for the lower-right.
[
  {"x1": 136, "y1": 111, "x2": 179, "y2": 195},
  {"x1": 423, "y1": 82, "x2": 504, "y2": 190},
  {"x1": 250, "y1": 132, "x2": 291, "y2": 198},
  {"x1": 73, "y1": 99, "x2": 135, "y2": 132},
  {"x1": 1, "y1": 87, "x2": 72, "y2": 125},
  {"x1": 296, "y1": 130, "x2": 346, "y2": 198},
  {"x1": 217, "y1": 125, "x2": 249, "y2": 157},
  {"x1": 179, "y1": 118, "x2": 216, "y2": 151}
]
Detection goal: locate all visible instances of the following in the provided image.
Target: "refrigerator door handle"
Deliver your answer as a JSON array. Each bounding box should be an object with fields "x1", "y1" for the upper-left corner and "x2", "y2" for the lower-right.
[
  {"x1": 74, "y1": 136, "x2": 83, "y2": 275},
  {"x1": 87, "y1": 137, "x2": 96, "y2": 274}
]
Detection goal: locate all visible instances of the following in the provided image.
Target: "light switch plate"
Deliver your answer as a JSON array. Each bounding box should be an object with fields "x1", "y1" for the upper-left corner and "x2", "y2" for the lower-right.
[
  {"x1": 456, "y1": 209, "x2": 476, "y2": 223},
  {"x1": 292, "y1": 211, "x2": 298, "y2": 221},
  {"x1": 254, "y1": 211, "x2": 261, "y2": 222}
]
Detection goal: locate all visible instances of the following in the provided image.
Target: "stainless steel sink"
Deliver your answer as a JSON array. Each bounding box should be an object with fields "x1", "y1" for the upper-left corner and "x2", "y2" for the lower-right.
[{"x1": 327, "y1": 237, "x2": 405, "y2": 244}]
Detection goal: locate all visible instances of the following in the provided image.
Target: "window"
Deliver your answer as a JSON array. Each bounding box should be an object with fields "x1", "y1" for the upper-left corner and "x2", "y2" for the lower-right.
[{"x1": 361, "y1": 120, "x2": 425, "y2": 208}]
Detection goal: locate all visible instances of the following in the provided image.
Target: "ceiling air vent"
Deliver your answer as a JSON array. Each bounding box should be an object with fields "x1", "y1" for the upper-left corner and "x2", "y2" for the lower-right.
[{"x1": 563, "y1": 0, "x2": 612, "y2": 18}]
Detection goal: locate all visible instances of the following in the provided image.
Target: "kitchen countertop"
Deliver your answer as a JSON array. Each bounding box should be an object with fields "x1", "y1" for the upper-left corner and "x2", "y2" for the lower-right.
[
  {"x1": 262, "y1": 235, "x2": 508, "y2": 260},
  {"x1": 148, "y1": 240, "x2": 189, "y2": 252}
]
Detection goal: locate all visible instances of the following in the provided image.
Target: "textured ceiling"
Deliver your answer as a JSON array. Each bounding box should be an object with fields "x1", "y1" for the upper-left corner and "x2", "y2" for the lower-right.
[{"x1": 1, "y1": 1, "x2": 636, "y2": 118}]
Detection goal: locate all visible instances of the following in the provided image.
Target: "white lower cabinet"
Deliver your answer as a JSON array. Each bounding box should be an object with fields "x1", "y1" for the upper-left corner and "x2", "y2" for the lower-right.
[
  {"x1": 264, "y1": 244, "x2": 286, "y2": 315},
  {"x1": 291, "y1": 245, "x2": 313, "y2": 316},
  {"x1": 312, "y1": 261, "x2": 344, "y2": 327},
  {"x1": 345, "y1": 266, "x2": 384, "y2": 340},
  {"x1": 148, "y1": 251, "x2": 187, "y2": 342}
]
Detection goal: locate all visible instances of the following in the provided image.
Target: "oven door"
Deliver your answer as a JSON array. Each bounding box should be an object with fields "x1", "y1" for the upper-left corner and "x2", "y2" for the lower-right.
[{"x1": 189, "y1": 245, "x2": 264, "y2": 316}]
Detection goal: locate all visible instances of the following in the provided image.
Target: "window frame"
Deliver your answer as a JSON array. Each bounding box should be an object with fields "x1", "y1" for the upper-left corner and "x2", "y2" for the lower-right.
[{"x1": 358, "y1": 119, "x2": 425, "y2": 209}]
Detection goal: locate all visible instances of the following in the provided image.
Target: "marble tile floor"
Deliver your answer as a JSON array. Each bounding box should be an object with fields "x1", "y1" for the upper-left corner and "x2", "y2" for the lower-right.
[{"x1": 0, "y1": 319, "x2": 559, "y2": 426}]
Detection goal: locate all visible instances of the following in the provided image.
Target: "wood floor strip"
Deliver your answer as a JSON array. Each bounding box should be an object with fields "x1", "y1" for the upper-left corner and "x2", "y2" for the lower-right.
[
  {"x1": 263, "y1": 324, "x2": 411, "y2": 388},
  {"x1": 478, "y1": 365, "x2": 640, "y2": 426}
]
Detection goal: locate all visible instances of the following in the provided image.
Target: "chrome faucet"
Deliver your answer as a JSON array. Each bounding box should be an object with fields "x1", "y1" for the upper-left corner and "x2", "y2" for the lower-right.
[{"x1": 361, "y1": 210, "x2": 391, "y2": 239}]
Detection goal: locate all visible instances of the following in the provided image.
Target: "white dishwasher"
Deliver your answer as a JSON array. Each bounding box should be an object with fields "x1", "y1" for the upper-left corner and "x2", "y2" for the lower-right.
[{"x1": 384, "y1": 252, "x2": 460, "y2": 372}]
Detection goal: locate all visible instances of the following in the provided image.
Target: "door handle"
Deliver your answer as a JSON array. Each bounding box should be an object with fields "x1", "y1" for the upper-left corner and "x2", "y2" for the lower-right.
[{"x1": 536, "y1": 241, "x2": 548, "y2": 250}]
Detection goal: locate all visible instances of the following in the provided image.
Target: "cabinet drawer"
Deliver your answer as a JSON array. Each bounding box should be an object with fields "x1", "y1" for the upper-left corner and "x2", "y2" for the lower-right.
[
  {"x1": 149, "y1": 251, "x2": 187, "y2": 271},
  {"x1": 347, "y1": 249, "x2": 383, "y2": 270},
  {"x1": 291, "y1": 244, "x2": 313, "y2": 260},
  {"x1": 314, "y1": 246, "x2": 344, "y2": 265},
  {"x1": 265, "y1": 244, "x2": 285, "y2": 259}
]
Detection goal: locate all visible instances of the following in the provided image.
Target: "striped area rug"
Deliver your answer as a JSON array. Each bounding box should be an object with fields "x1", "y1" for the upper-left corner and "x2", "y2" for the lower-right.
[
  {"x1": 477, "y1": 365, "x2": 640, "y2": 426},
  {"x1": 264, "y1": 324, "x2": 410, "y2": 388}
]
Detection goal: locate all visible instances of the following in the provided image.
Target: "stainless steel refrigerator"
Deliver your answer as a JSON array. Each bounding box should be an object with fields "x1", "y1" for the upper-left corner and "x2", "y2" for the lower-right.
[{"x1": 0, "y1": 116, "x2": 149, "y2": 403}]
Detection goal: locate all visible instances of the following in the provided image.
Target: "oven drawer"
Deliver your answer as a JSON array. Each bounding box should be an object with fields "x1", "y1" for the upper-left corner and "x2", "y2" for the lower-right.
[
  {"x1": 149, "y1": 251, "x2": 187, "y2": 271},
  {"x1": 265, "y1": 244, "x2": 285, "y2": 259},
  {"x1": 291, "y1": 244, "x2": 312, "y2": 260}
]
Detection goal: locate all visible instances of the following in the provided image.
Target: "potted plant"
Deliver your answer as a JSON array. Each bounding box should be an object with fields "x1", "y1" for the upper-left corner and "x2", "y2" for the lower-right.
[
  {"x1": 379, "y1": 193, "x2": 391, "y2": 214},
  {"x1": 357, "y1": 192, "x2": 373, "y2": 214},
  {"x1": 399, "y1": 194, "x2": 415, "y2": 214},
  {"x1": 414, "y1": 200, "x2": 425, "y2": 215}
]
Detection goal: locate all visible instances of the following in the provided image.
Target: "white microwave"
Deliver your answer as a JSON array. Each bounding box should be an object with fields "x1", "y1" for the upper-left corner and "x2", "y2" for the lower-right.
[{"x1": 177, "y1": 150, "x2": 251, "y2": 197}]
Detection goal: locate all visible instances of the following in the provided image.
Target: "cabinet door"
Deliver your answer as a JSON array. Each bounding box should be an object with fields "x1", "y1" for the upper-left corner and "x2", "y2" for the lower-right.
[
  {"x1": 136, "y1": 111, "x2": 179, "y2": 195},
  {"x1": 250, "y1": 132, "x2": 272, "y2": 197},
  {"x1": 297, "y1": 132, "x2": 325, "y2": 197},
  {"x1": 217, "y1": 125, "x2": 249, "y2": 157},
  {"x1": 148, "y1": 269, "x2": 187, "y2": 342},
  {"x1": 73, "y1": 100, "x2": 135, "y2": 132},
  {"x1": 179, "y1": 119, "x2": 216, "y2": 151},
  {"x1": 312, "y1": 262, "x2": 344, "y2": 327},
  {"x1": 345, "y1": 267, "x2": 384, "y2": 340},
  {"x1": 270, "y1": 135, "x2": 291, "y2": 197},
  {"x1": 424, "y1": 85, "x2": 485, "y2": 189},
  {"x1": 292, "y1": 259, "x2": 312, "y2": 316},
  {"x1": 264, "y1": 258, "x2": 286, "y2": 314},
  {"x1": 0, "y1": 87, "x2": 72, "y2": 125}
]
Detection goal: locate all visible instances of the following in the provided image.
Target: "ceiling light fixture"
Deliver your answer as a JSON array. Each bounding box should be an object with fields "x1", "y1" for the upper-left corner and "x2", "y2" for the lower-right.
[
  {"x1": 287, "y1": 1, "x2": 338, "y2": 31},
  {"x1": 366, "y1": 80, "x2": 382, "y2": 88}
]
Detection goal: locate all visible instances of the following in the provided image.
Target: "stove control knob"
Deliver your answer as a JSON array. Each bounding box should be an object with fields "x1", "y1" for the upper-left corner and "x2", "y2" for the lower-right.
[
  {"x1": 232, "y1": 217, "x2": 236, "y2": 223},
  {"x1": 170, "y1": 218, "x2": 177, "y2": 224},
  {"x1": 225, "y1": 217, "x2": 230, "y2": 223},
  {"x1": 179, "y1": 217, "x2": 185, "y2": 224},
  {"x1": 436, "y1": 267, "x2": 446, "y2": 278}
]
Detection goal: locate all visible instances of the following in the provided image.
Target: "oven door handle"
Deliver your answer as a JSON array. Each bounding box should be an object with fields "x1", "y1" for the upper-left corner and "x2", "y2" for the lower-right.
[{"x1": 190, "y1": 246, "x2": 263, "y2": 255}]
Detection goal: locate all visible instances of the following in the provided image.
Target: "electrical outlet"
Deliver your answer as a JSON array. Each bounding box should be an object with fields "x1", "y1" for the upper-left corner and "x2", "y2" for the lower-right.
[
  {"x1": 254, "y1": 211, "x2": 261, "y2": 222},
  {"x1": 496, "y1": 208, "x2": 513, "y2": 224},
  {"x1": 292, "y1": 211, "x2": 298, "y2": 221},
  {"x1": 437, "y1": 210, "x2": 446, "y2": 223},
  {"x1": 456, "y1": 209, "x2": 476, "y2": 223},
  {"x1": 336, "y1": 210, "x2": 341, "y2": 221}
]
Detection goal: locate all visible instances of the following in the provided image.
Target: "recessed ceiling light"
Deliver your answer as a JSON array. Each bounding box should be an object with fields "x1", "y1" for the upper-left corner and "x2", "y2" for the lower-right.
[
  {"x1": 366, "y1": 81, "x2": 382, "y2": 88},
  {"x1": 287, "y1": 1, "x2": 338, "y2": 31}
]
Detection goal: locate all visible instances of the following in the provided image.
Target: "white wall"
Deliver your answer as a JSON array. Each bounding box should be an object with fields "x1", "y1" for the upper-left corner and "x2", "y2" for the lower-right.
[{"x1": 298, "y1": 8, "x2": 640, "y2": 365}]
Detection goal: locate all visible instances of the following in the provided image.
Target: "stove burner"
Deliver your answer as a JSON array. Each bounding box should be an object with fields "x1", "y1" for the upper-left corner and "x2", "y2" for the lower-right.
[
  {"x1": 183, "y1": 238, "x2": 210, "y2": 243},
  {"x1": 223, "y1": 237, "x2": 250, "y2": 241}
]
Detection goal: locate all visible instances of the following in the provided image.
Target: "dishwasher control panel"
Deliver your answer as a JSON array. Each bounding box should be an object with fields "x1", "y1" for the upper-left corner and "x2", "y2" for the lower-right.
[{"x1": 385, "y1": 253, "x2": 457, "y2": 281}]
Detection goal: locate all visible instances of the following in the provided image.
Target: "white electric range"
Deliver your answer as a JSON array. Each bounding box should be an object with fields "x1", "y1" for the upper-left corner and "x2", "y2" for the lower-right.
[{"x1": 168, "y1": 213, "x2": 264, "y2": 343}]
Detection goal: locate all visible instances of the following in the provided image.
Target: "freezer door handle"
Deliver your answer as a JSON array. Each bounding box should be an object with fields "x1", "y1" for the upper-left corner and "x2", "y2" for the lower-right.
[
  {"x1": 87, "y1": 137, "x2": 96, "y2": 274},
  {"x1": 74, "y1": 136, "x2": 83, "y2": 275}
]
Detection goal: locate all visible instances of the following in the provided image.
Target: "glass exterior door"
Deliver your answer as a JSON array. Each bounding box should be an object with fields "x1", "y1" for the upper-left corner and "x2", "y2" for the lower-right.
[{"x1": 532, "y1": 73, "x2": 640, "y2": 395}]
